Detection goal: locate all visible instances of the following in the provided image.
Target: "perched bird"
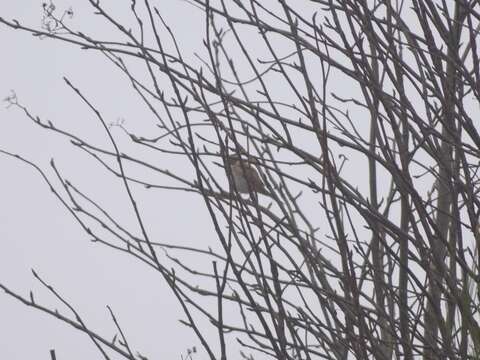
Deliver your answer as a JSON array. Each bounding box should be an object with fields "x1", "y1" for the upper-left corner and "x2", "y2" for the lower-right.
[{"x1": 228, "y1": 157, "x2": 270, "y2": 196}]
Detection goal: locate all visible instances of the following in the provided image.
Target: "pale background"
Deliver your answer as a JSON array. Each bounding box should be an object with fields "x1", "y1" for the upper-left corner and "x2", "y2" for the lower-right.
[{"x1": 0, "y1": 1, "x2": 218, "y2": 358}]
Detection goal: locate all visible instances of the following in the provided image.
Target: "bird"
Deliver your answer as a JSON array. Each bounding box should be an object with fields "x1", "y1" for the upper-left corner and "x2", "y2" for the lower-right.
[{"x1": 227, "y1": 157, "x2": 270, "y2": 196}]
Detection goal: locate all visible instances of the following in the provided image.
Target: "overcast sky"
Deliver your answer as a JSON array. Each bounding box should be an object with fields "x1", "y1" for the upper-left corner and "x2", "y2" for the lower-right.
[
  {"x1": 2, "y1": 1, "x2": 475, "y2": 359},
  {"x1": 0, "y1": 2, "x2": 217, "y2": 359}
]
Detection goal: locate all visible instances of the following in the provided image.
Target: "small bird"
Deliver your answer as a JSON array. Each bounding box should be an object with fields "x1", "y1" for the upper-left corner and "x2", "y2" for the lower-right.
[{"x1": 228, "y1": 157, "x2": 270, "y2": 196}]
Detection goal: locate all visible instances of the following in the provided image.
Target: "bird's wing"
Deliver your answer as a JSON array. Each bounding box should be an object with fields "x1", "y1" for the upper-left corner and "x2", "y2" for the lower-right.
[{"x1": 246, "y1": 165, "x2": 269, "y2": 194}]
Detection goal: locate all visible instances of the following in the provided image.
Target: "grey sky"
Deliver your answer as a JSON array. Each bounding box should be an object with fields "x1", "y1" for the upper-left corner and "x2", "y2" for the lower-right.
[{"x1": 1, "y1": 2, "x2": 209, "y2": 358}]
